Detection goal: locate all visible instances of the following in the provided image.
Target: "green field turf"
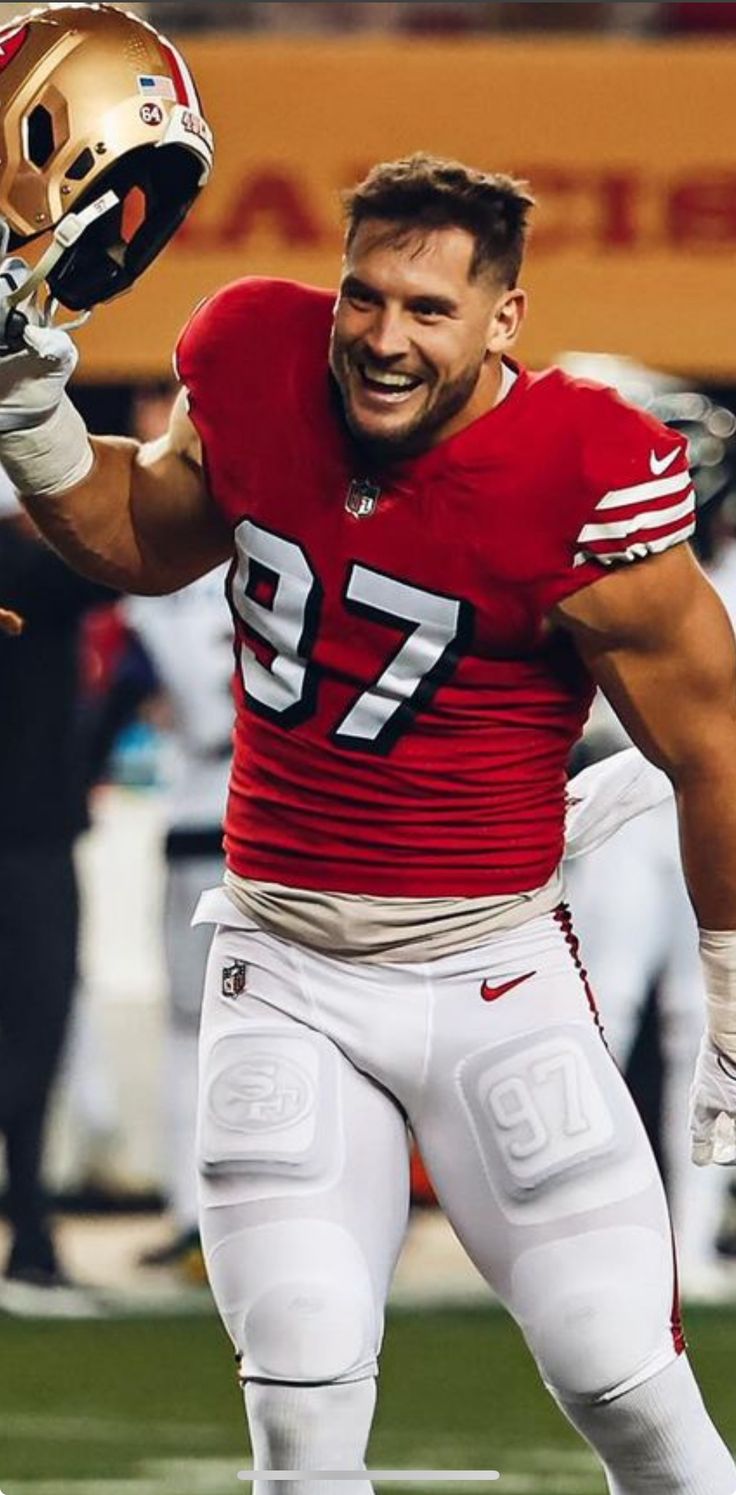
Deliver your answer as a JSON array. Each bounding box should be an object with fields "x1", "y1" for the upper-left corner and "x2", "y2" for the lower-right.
[{"x1": 1, "y1": 1304, "x2": 734, "y2": 1494}]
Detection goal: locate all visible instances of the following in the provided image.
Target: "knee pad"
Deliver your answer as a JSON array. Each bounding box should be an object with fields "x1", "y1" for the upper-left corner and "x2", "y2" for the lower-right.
[
  {"x1": 512, "y1": 1225, "x2": 676, "y2": 1400},
  {"x1": 205, "y1": 1216, "x2": 379, "y2": 1383}
]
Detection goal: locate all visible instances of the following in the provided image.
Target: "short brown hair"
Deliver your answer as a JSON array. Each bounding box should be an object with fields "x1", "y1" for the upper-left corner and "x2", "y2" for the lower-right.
[{"x1": 343, "y1": 153, "x2": 535, "y2": 288}]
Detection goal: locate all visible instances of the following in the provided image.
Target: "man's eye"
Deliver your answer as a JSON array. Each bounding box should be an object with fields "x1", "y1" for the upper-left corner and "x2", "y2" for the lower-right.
[{"x1": 413, "y1": 305, "x2": 443, "y2": 320}]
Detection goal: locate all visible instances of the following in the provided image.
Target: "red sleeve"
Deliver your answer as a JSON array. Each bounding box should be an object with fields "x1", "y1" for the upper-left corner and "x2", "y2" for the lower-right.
[
  {"x1": 174, "y1": 277, "x2": 273, "y2": 396},
  {"x1": 573, "y1": 386, "x2": 695, "y2": 567},
  {"x1": 172, "y1": 294, "x2": 209, "y2": 388}
]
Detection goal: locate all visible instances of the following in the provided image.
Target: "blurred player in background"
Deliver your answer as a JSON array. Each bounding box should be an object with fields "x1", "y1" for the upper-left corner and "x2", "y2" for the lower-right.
[
  {"x1": 4, "y1": 122, "x2": 736, "y2": 1494},
  {"x1": 0, "y1": 473, "x2": 114, "y2": 1310},
  {"x1": 125, "y1": 566, "x2": 232, "y2": 1270},
  {"x1": 119, "y1": 388, "x2": 233, "y2": 1277}
]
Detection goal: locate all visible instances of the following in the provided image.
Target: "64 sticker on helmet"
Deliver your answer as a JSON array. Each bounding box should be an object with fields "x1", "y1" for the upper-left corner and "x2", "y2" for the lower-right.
[
  {"x1": 139, "y1": 101, "x2": 164, "y2": 128},
  {"x1": 222, "y1": 959, "x2": 247, "y2": 998}
]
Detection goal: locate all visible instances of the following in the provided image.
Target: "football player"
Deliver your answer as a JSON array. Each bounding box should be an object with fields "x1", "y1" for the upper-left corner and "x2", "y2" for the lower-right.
[
  {"x1": 124, "y1": 560, "x2": 232, "y2": 1277},
  {"x1": 0, "y1": 38, "x2": 733, "y2": 1483}
]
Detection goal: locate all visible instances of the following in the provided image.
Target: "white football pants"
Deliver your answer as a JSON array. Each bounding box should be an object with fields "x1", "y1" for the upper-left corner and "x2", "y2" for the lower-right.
[{"x1": 194, "y1": 892, "x2": 735, "y2": 1492}]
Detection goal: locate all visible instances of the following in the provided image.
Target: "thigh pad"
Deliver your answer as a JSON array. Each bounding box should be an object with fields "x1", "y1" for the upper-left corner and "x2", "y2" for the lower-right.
[
  {"x1": 198, "y1": 1024, "x2": 339, "y2": 1181},
  {"x1": 456, "y1": 1023, "x2": 657, "y2": 1225}
]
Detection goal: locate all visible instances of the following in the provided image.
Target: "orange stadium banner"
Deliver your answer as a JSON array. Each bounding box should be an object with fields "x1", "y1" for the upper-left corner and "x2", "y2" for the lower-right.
[{"x1": 74, "y1": 36, "x2": 736, "y2": 381}]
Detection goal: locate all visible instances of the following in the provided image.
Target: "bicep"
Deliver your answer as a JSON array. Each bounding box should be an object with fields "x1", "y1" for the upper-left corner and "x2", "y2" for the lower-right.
[{"x1": 556, "y1": 545, "x2": 736, "y2": 777}]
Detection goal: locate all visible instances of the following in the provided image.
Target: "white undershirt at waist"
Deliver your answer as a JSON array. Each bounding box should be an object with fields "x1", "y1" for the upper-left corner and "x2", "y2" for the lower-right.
[{"x1": 220, "y1": 867, "x2": 564, "y2": 963}]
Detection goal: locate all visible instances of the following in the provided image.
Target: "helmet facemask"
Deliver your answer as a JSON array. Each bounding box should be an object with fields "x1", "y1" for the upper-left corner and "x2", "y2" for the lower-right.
[{"x1": 38, "y1": 137, "x2": 205, "y2": 311}]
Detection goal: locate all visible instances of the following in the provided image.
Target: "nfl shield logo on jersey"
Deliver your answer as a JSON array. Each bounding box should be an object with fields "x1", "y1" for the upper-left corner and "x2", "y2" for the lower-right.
[
  {"x1": 222, "y1": 959, "x2": 247, "y2": 998},
  {"x1": 345, "y1": 478, "x2": 380, "y2": 518}
]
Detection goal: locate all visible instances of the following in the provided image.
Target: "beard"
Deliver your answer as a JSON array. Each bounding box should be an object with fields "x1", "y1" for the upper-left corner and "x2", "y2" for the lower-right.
[{"x1": 330, "y1": 346, "x2": 486, "y2": 466}]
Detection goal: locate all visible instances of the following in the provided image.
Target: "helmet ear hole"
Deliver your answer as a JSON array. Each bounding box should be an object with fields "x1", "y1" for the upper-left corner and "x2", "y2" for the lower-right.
[
  {"x1": 26, "y1": 105, "x2": 55, "y2": 169},
  {"x1": 22, "y1": 84, "x2": 70, "y2": 173},
  {"x1": 66, "y1": 148, "x2": 96, "y2": 183}
]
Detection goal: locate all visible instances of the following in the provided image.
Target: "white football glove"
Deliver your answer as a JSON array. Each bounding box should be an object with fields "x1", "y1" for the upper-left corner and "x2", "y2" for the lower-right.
[
  {"x1": 0, "y1": 258, "x2": 77, "y2": 434},
  {"x1": 689, "y1": 1034, "x2": 736, "y2": 1166}
]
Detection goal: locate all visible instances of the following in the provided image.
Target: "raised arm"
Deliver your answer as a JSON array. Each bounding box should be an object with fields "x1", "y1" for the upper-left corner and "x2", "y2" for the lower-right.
[
  {"x1": 0, "y1": 327, "x2": 232, "y2": 596},
  {"x1": 556, "y1": 544, "x2": 736, "y2": 1161}
]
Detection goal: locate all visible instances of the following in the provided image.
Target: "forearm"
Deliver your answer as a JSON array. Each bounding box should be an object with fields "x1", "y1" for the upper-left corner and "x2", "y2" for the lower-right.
[
  {"x1": 677, "y1": 745, "x2": 736, "y2": 1148},
  {"x1": 674, "y1": 751, "x2": 736, "y2": 1060},
  {"x1": 0, "y1": 382, "x2": 156, "y2": 590},
  {"x1": 676, "y1": 751, "x2": 736, "y2": 929},
  {"x1": 19, "y1": 433, "x2": 230, "y2": 595},
  {"x1": 21, "y1": 435, "x2": 147, "y2": 592},
  {"x1": 683, "y1": 766, "x2": 736, "y2": 1153}
]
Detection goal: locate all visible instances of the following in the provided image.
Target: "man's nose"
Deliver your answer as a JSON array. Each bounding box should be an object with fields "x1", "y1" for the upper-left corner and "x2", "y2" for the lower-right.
[{"x1": 362, "y1": 308, "x2": 410, "y2": 360}]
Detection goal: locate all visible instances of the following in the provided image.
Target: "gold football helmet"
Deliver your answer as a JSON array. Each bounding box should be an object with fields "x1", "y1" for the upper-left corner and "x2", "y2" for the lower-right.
[{"x1": 0, "y1": 3, "x2": 213, "y2": 313}]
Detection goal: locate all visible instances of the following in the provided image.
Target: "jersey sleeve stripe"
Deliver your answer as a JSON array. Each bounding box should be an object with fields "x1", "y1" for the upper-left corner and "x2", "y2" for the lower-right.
[
  {"x1": 577, "y1": 490, "x2": 695, "y2": 545},
  {"x1": 576, "y1": 512, "x2": 695, "y2": 565},
  {"x1": 582, "y1": 515, "x2": 695, "y2": 556},
  {"x1": 593, "y1": 468, "x2": 691, "y2": 512},
  {"x1": 597, "y1": 488, "x2": 695, "y2": 527}
]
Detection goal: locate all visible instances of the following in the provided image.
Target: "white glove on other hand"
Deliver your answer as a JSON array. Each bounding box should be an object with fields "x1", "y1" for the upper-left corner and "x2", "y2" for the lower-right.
[
  {"x1": 0, "y1": 322, "x2": 78, "y2": 435},
  {"x1": 689, "y1": 1034, "x2": 736, "y2": 1166}
]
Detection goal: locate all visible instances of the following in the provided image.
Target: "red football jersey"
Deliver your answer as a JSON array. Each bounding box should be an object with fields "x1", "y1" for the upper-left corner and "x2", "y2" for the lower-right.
[{"x1": 176, "y1": 278, "x2": 694, "y2": 898}]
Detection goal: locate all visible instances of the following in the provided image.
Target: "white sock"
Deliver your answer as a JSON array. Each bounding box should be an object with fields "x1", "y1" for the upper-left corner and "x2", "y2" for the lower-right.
[
  {"x1": 557, "y1": 1354, "x2": 736, "y2": 1494},
  {"x1": 245, "y1": 1378, "x2": 376, "y2": 1495}
]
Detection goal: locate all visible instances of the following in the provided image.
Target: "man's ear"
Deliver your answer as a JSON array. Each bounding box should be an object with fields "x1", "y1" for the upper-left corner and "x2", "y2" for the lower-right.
[{"x1": 487, "y1": 286, "x2": 527, "y2": 355}]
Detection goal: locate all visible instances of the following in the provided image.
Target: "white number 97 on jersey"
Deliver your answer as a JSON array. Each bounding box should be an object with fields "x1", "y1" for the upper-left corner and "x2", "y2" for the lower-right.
[{"x1": 230, "y1": 517, "x2": 472, "y2": 754}]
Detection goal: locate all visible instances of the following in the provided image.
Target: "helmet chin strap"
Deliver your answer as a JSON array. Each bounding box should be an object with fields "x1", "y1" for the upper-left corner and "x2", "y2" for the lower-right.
[{"x1": 0, "y1": 188, "x2": 120, "y2": 336}]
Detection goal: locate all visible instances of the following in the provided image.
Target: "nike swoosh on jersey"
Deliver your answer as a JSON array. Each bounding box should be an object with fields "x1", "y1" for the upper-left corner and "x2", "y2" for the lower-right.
[
  {"x1": 480, "y1": 971, "x2": 536, "y2": 1002},
  {"x1": 649, "y1": 448, "x2": 680, "y2": 477}
]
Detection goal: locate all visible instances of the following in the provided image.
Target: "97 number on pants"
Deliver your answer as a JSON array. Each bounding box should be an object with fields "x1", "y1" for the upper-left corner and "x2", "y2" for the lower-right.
[
  {"x1": 488, "y1": 1048, "x2": 592, "y2": 1162},
  {"x1": 462, "y1": 1033, "x2": 617, "y2": 1198}
]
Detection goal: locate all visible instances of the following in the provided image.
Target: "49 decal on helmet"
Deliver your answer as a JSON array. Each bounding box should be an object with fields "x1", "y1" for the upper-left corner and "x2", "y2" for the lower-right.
[{"x1": 0, "y1": 3, "x2": 213, "y2": 315}]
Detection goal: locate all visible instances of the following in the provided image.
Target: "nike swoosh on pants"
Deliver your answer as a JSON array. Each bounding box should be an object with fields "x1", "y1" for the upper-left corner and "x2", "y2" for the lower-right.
[{"x1": 480, "y1": 971, "x2": 536, "y2": 1002}]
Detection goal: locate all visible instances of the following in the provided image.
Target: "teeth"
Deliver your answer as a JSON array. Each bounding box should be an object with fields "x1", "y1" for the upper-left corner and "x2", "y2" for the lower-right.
[{"x1": 363, "y1": 368, "x2": 419, "y2": 389}]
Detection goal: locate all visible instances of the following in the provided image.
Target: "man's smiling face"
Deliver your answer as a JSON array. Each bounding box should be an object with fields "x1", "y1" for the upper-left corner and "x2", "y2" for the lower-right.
[{"x1": 329, "y1": 220, "x2": 504, "y2": 461}]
